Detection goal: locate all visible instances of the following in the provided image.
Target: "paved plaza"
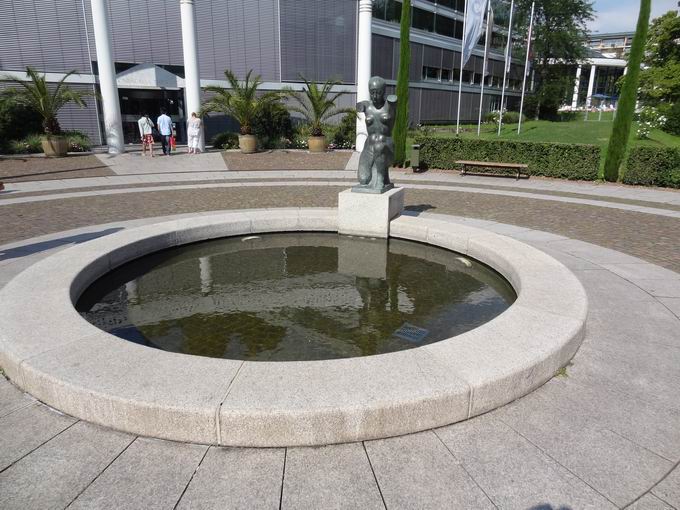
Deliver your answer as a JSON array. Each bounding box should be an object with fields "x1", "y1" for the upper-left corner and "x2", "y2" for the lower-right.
[{"x1": 0, "y1": 152, "x2": 679, "y2": 509}]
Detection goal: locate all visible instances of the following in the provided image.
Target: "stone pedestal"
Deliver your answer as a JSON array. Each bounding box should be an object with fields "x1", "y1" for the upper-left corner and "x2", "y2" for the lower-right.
[
  {"x1": 338, "y1": 188, "x2": 404, "y2": 239},
  {"x1": 338, "y1": 236, "x2": 388, "y2": 279}
]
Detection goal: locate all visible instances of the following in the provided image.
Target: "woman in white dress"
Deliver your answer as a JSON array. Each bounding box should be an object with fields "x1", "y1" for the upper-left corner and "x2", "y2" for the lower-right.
[{"x1": 187, "y1": 112, "x2": 202, "y2": 155}]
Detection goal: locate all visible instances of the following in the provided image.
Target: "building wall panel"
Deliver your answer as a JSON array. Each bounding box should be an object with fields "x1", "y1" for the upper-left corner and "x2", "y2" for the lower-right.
[{"x1": 280, "y1": 0, "x2": 356, "y2": 83}]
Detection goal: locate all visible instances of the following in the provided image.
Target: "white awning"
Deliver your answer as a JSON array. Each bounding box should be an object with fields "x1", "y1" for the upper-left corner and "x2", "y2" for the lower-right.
[{"x1": 116, "y1": 64, "x2": 185, "y2": 90}]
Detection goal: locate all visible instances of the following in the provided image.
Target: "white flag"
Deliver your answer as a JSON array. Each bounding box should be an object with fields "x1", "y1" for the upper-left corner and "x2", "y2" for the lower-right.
[
  {"x1": 462, "y1": 0, "x2": 487, "y2": 68},
  {"x1": 483, "y1": 3, "x2": 494, "y2": 76}
]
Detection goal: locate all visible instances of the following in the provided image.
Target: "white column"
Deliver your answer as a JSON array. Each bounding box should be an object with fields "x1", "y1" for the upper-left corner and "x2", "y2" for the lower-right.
[
  {"x1": 199, "y1": 256, "x2": 213, "y2": 295},
  {"x1": 571, "y1": 64, "x2": 582, "y2": 109},
  {"x1": 90, "y1": 0, "x2": 124, "y2": 154},
  {"x1": 585, "y1": 64, "x2": 597, "y2": 108},
  {"x1": 180, "y1": 0, "x2": 204, "y2": 151},
  {"x1": 355, "y1": 0, "x2": 373, "y2": 152}
]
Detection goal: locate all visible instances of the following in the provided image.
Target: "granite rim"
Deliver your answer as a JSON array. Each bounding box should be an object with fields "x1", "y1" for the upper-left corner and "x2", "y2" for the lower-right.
[{"x1": 0, "y1": 207, "x2": 588, "y2": 447}]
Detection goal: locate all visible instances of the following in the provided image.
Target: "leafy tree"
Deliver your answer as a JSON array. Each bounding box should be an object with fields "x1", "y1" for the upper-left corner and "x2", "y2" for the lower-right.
[
  {"x1": 200, "y1": 69, "x2": 282, "y2": 135},
  {"x1": 0, "y1": 67, "x2": 91, "y2": 135},
  {"x1": 639, "y1": 11, "x2": 680, "y2": 106},
  {"x1": 515, "y1": 0, "x2": 594, "y2": 119},
  {"x1": 393, "y1": 0, "x2": 411, "y2": 166},
  {"x1": 603, "y1": 0, "x2": 651, "y2": 181},
  {"x1": 283, "y1": 76, "x2": 355, "y2": 137}
]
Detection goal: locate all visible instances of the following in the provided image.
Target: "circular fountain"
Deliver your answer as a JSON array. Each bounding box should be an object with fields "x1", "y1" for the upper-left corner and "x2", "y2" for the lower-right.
[{"x1": 0, "y1": 208, "x2": 587, "y2": 446}]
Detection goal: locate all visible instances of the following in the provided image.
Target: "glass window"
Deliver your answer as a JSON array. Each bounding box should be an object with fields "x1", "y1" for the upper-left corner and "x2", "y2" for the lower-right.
[
  {"x1": 441, "y1": 68, "x2": 451, "y2": 82},
  {"x1": 385, "y1": 0, "x2": 402, "y2": 23},
  {"x1": 437, "y1": 0, "x2": 465, "y2": 12},
  {"x1": 373, "y1": 0, "x2": 387, "y2": 20},
  {"x1": 462, "y1": 70, "x2": 472, "y2": 83},
  {"x1": 452, "y1": 68, "x2": 460, "y2": 82},
  {"x1": 473, "y1": 73, "x2": 483, "y2": 85},
  {"x1": 412, "y1": 7, "x2": 435, "y2": 32},
  {"x1": 422, "y1": 66, "x2": 440, "y2": 81},
  {"x1": 435, "y1": 14, "x2": 456, "y2": 38}
]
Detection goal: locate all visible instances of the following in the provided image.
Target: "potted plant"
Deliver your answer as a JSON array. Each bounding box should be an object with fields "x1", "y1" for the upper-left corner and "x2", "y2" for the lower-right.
[
  {"x1": 0, "y1": 68, "x2": 91, "y2": 157},
  {"x1": 200, "y1": 69, "x2": 282, "y2": 154},
  {"x1": 284, "y1": 76, "x2": 356, "y2": 153}
]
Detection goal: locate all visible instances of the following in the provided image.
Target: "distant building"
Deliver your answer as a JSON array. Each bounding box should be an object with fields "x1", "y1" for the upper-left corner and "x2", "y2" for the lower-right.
[
  {"x1": 566, "y1": 32, "x2": 633, "y2": 110},
  {"x1": 0, "y1": 0, "x2": 528, "y2": 149},
  {"x1": 587, "y1": 31, "x2": 635, "y2": 59}
]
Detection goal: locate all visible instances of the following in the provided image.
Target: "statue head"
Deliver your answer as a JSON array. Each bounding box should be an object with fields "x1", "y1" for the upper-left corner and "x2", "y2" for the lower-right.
[{"x1": 368, "y1": 76, "x2": 387, "y2": 108}]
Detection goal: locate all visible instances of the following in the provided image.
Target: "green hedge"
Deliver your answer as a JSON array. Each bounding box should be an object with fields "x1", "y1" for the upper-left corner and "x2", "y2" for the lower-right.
[
  {"x1": 415, "y1": 137, "x2": 601, "y2": 180},
  {"x1": 623, "y1": 146, "x2": 680, "y2": 188}
]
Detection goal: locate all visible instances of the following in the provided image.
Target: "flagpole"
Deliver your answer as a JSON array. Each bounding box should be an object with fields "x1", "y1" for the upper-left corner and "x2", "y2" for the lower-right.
[
  {"x1": 456, "y1": 0, "x2": 469, "y2": 134},
  {"x1": 477, "y1": 0, "x2": 492, "y2": 136},
  {"x1": 517, "y1": 0, "x2": 535, "y2": 134},
  {"x1": 497, "y1": 0, "x2": 515, "y2": 136}
]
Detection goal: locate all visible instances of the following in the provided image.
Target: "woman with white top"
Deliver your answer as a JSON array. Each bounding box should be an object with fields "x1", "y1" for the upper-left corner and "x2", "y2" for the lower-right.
[
  {"x1": 187, "y1": 112, "x2": 203, "y2": 155},
  {"x1": 137, "y1": 113, "x2": 155, "y2": 157}
]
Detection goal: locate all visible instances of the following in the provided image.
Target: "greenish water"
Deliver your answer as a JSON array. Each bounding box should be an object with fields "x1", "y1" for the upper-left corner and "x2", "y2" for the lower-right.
[{"x1": 77, "y1": 233, "x2": 516, "y2": 361}]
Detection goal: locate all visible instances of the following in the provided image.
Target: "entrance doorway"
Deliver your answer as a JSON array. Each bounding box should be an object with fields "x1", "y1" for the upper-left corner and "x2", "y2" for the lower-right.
[{"x1": 118, "y1": 89, "x2": 186, "y2": 144}]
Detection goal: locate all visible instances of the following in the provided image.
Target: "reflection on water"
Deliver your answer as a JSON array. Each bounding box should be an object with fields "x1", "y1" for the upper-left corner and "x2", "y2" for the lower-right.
[{"x1": 77, "y1": 233, "x2": 516, "y2": 361}]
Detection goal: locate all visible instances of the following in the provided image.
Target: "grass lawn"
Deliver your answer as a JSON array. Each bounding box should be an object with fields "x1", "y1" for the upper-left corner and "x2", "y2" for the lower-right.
[{"x1": 406, "y1": 112, "x2": 680, "y2": 177}]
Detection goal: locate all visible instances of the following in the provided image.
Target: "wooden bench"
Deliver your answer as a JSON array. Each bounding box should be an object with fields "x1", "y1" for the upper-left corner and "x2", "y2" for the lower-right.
[{"x1": 456, "y1": 160, "x2": 529, "y2": 180}]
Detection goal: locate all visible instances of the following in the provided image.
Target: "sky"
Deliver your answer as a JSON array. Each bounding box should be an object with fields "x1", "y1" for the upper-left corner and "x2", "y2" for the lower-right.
[{"x1": 589, "y1": 0, "x2": 678, "y2": 33}]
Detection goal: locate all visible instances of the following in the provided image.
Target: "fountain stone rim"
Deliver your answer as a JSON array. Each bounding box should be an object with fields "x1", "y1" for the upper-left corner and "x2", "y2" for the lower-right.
[{"x1": 0, "y1": 208, "x2": 587, "y2": 447}]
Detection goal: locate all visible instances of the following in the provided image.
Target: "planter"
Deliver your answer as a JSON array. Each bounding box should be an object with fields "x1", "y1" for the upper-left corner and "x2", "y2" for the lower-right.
[
  {"x1": 308, "y1": 136, "x2": 327, "y2": 153},
  {"x1": 41, "y1": 136, "x2": 69, "y2": 157},
  {"x1": 238, "y1": 135, "x2": 257, "y2": 154}
]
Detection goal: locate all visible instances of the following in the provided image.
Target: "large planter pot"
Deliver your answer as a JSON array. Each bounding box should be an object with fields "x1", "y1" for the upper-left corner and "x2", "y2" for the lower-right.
[
  {"x1": 308, "y1": 136, "x2": 327, "y2": 153},
  {"x1": 238, "y1": 135, "x2": 257, "y2": 154},
  {"x1": 41, "y1": 136, "x2": 69, "y2": 157}
]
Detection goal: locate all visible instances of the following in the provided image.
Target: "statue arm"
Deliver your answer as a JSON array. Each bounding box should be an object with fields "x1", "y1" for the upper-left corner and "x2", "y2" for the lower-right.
[
  {"x1": 386, "y1": 95, "x2": 397, "y2": 115},
  {"x1": 356, "y1": 100, "x2": 370, "y2": 113}
]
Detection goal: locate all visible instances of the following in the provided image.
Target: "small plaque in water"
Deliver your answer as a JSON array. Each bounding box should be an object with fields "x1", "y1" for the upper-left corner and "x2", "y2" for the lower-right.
[{"x1": 393, "y1": 323, "x2": 430, "y2": 343}]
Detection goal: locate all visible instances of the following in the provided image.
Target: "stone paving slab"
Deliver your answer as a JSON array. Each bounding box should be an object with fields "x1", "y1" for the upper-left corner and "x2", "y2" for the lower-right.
[
  {"x1": 0, "y1": 421, "x2": 133, "y2": 510},
  {"x1": 365, "y1": 431, "x2": 495, "y2": 509},
  {"x1": 69, "y1": 437, "x2": 207, "y2": 510},
  {"x1": 628, "y1": 493, "x2": 677, "y2": 509},
  {"x1": 96, "y1": 151, "x2": 228, "y2": 175},
  {"x1": 652, "y1": 465, "x2": 680, "y2": 507},
  {"x1": 435, "y1": 413, "x2": 617, "y2": 508},
  {"x1": 176, "y1": 447, "x2": 285, "y2": 509},
  {"x1": 0, "y1": 403, "x2": 75, "y2": 472},
  {"x1": 0, "y1": 377, "x2": 35, "y2": 418},
  {"x1": 281, "y1": 443, "x2": 383, "y2": 509},
  {"x1": 496, "y1": 391, "x2": 673, "y2": 508}
]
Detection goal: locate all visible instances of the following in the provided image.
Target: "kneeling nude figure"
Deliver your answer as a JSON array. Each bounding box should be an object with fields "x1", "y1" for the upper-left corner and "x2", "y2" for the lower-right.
[{"x1": 356, "y1": 76, "x2": 397, "y2": 193}]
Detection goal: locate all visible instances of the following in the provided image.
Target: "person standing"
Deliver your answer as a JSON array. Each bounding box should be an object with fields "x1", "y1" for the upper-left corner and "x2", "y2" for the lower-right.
[
  {"x1": 156, "y1": 108, "x2": 174, "y2": 156},
  {"x1": 137, "y1": 113, "x2": 155, "y2": 157},
  {"x1": 187, "y1": 112, "x2": 202, "y2": 155}
]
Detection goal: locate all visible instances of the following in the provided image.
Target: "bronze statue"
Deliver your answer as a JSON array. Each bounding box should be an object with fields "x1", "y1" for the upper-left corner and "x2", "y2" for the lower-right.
[{"x1": 354, "y1": 76, "x2": 397, "y2": 193}]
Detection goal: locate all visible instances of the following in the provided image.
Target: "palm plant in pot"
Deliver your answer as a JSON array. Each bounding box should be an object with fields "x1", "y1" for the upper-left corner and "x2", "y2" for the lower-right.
[
  {"x1": 0, "y1": 67, "x2": 91, "y2": 157},
  {"x1": 200, "y1": 69, "x2": 282, "y2": 154},
  {"x1": 284, "y1": 76, "x2": 356, "y2": 153}
]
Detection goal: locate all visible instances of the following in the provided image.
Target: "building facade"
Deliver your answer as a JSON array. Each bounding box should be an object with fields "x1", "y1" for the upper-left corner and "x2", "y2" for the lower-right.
[{"x1": 0, "y1": 0, "x2": 526, "y2": 147}]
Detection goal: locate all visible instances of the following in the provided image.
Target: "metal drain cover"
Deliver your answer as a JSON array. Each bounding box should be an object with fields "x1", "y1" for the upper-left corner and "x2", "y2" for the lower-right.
[{"x1": 393, "y1": 323, "x2": 430, "y2": 343}]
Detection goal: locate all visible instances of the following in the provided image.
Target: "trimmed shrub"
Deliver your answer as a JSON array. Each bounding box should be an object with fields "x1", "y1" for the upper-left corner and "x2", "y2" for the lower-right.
[
  {"x1": 416, "y1": 136, "x2": 601, "y2": 180},
  {"x1": 0, "y1": 101, "x2": 42, "y2": 152},
  {"x1": 661, "y1": 102, "x2": 680, "y2": 136},
  {"x1": 603, "y1": 0, "x2": 651, "y2": 181},
  {"x1": 484, "y1": 111, "x2": 525, "y2": 124},
  {"x1": 63, "y1": 130, "x2": 91, "y2": 152},
  {"x1": 329, "y1": 111, "x2": 356, "y2": 149},
  {"x1": 623, "y1": 146, "x2": 680, "y2": 188},
  {"x1": 253, "y1": 101, "x2": 293, "y2": 148},
  {"x1": 8, "y1": 134, "x2": 43, "y2": 154},
  {"x1": 210, "y1": 131, "x2": 239, "y2": 150},
  {"x1": 393, "y1": 0, "x2": 411, "y2": 165}
]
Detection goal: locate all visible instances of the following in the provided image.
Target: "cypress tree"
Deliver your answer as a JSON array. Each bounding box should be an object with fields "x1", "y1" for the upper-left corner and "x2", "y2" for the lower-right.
[
  {"x1": 393, "y1": 0, "x2": 411, "y2": 166},
  {"x1": 602, "y1": 0, "x2": 651, "y2": 181}
]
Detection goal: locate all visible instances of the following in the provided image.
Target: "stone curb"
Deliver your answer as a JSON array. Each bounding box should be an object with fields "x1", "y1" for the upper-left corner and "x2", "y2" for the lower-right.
[{"x1": 0, "y1": 208, "x2": 587, "y2": 446}]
